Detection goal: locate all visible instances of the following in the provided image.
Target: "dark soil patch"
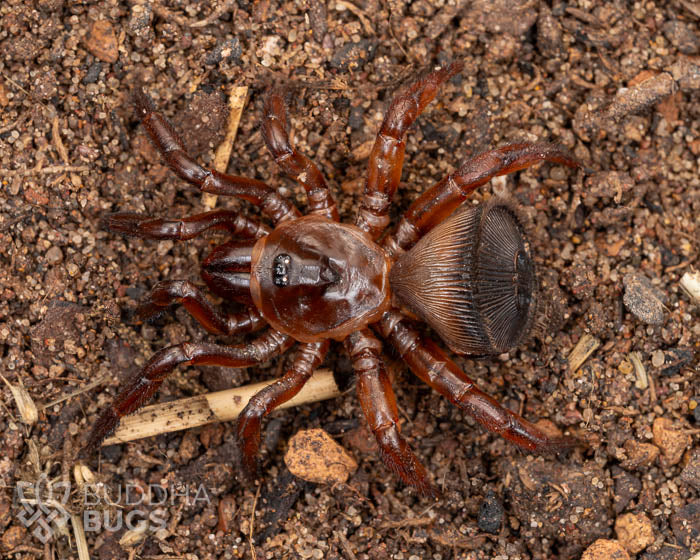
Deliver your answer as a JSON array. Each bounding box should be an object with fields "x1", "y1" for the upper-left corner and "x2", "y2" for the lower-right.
[{"x1": 0, "y1": 1, "x2": 698, "y2": 559}]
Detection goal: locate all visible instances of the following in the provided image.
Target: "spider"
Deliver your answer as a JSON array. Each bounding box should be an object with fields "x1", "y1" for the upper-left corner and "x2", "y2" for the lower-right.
[{"x1": 85, "y1": 61, "x2": 579, "y2": 496}]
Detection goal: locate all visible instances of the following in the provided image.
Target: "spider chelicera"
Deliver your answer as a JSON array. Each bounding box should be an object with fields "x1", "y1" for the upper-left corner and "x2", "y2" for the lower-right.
[{"x1": 85, "y1": 61, "x2": 578, "y2": 496}]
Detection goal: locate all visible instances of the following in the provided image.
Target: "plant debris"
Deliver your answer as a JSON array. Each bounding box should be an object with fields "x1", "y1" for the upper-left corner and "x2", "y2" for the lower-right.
[{"x1": 0, "y1": 0, "x2": 697, "y2": 558}]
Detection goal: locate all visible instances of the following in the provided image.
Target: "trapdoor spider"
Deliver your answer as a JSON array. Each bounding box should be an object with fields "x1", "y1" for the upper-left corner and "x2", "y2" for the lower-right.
[{"x1": 86, "y1": 62, "x2": 578, "y2": 496}]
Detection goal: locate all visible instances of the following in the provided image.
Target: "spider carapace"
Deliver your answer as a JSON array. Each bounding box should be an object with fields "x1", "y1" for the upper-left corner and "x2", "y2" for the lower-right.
[{"x1": 85, "y1": 61, "x2": 579, "y2": 496}]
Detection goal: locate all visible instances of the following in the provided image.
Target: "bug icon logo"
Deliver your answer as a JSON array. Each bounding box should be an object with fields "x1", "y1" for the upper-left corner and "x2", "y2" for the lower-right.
[{"x1": 15, "y1": 474, "x2": 71, "y2": 544}]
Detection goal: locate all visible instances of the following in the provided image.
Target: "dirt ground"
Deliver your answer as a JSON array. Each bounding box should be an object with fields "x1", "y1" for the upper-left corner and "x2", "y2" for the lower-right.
[{"x1": 0, "y1": 0, "x2": 698, "y2": 559}]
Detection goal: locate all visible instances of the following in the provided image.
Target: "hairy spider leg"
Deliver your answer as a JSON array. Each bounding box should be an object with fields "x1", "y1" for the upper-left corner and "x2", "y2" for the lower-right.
[
  {"x1": 261, "y1": 90, "x2": 339, "y2": 221},
  {"x1": 103, "y1": 210, "x2": 267, "y2": 333},
  {"x1": 102, "y1": 209, "x2": 270, "y2": 241},
  {"x1": 345, "y1": 330, "x2": 438, "y2": 497},
  {"x1": 236, "y1": 340, "x2": 329, "y2": 477},
  {"x1": 390, "y1": 143, "x2": 580, "y2": 251},
  {"x1": 379, "y1": 312, "x2": 574, "y2": 454},
  {"x1": 135, "y1": 280, "x2": 266, "y2": 336},
  {"x1": 84, "y1": 331, "x2": 294, "y2": 453},
  {"x1": 133, "y1": 90, "x2": 301, "y2": 224},
  {"x1": 356, "y1": 61, "x2": 464, "y2": 240}
]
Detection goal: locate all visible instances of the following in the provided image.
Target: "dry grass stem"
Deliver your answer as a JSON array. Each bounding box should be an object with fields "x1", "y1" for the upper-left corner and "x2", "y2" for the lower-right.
[
  {"x1": 102, "y1": 368, "x2": 340, "y2": 445},
  {"x1": 1, "y1": 373, "x2": 38, "y2": 425},
  {"x1": 567, "y1": 334, "x2": 600, "y2": 373},
  {"x1": 202, "y1": 85, "x2": 249, "y2": 209}
]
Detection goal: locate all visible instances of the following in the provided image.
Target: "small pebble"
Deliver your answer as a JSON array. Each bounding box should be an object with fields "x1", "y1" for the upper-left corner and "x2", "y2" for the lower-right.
[
  {"x1": 612, "y1": 467, "x2": 641, "y2": 514},
  {"x1": 477, "y1": 491, "x2": 504, "y2": 533},
  {"x1": 127, "y1": 3, "x2": 153, "y2": 37},
  {"x1": 1, "y1": 526, "x2": 27, "y2": 551},
  {"x1": 621, "y1": 439, "x2": 660, "y2": 470},
  {"x1": 669, "y1": 501, "x2": 699, "y2": 548},
  {"x1": 652, "y1": 418, "x2": 691, "y2": 467},
  {"x1": 285, "y1": 428, "x2": 357, "y2": 485},
  {"x1": 651, "y1": 350, "x2": 665, "y2": 368},
  {"x1": 622, "y1": 272, "x2": 667, "y2": 325},
  {"x1": 680, "y1": 270, "x2": 700, "y2": 304},
  {"x1": 85, "y1": 20, "x2": 119, "y2": 63},
  {"x1": 536, "y1": 6, "x2": 564, "y2": 58},
  {"x1": 82, "y1": 61, "x2": 102, "y2": 84},
  {"x1": 330, "y1": 39, "x2": 376, "y2": 72},
  {"x1": 614, "y1": 512, "x2": 655, "y2": 554},
  {"x1": 0, "y1": 498, "x2": 10, "y2": 529},
  {"x1": 662, "y1": 20, "x2": 700, "y2": 55},
  {"x1": 507, "y1": 459, "x2": 610, "y2": 544},
  {"x1": 581, "y1": 539, "x2": 630, "y2": 560},
  {"x1": 680, "y1": 449, "x2": 700, "y2": 490},
  {"x1": 204, "y1": 38, "x2": 242, "y2": 66},
  {"x1": 45, "y1": 246, "x2": 63, "y2": 264}
]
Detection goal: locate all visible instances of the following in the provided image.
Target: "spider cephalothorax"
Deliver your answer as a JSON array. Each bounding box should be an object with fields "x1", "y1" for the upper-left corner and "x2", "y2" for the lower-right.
[{"x1": 85, "y1": 62, "x2": 578, "y2": 496}]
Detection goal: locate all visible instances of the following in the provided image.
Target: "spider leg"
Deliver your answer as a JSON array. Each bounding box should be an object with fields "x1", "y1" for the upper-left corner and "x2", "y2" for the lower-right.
[
  {"x1": 345, "y1": 329, "x2": 437, "y2": 497},
  {"x1": 379, "y1": 312, "x2": 574, "y2": 453},
  {"x1": 134, "y1": 90, "x2": 301, "y2": 224},
  {"x1": 102, "y1": 209, "x2": 270, "y2": 240},
  {"x1": 356, "y1": 61, "x2": 463, "y2": 240},
  {"x1": 261, "y1": 90, "x2": 339, "y2": 221},
  {"x1": 135, "y1": 280, "x2": 266, "y2": 336},
  {"x1": 391, "y1": 143, "x2": 580, "y2": 251},
  {"x1": 83, "y1": 330, "x2": 294, "y2": 453},
  {"x1": 236, "y1": 340, "x2": 329, "y2": 477}
]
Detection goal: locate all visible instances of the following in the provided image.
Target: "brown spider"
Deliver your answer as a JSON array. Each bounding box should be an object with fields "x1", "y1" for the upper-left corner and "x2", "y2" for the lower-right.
[{"x1": 85, "y1": 62, "x2": 579, "y2": 496}]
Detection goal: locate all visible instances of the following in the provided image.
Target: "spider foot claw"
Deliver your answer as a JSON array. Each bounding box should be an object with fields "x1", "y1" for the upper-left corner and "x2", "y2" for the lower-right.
[
  {"x1": 379, "y1": 446, "x2": 439, "y2": 499},
  {"x1": 79, "y1": 408, "x2": 119, "y2": 459}
]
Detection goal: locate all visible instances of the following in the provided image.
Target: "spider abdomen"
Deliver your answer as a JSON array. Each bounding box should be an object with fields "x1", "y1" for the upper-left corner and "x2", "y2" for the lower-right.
[
  {"x1": 390, "y1": 199, "x2": 538, "y2": 356},
  {"x1": 249, "y1": 216, "x2": 392, "y2": 342}
]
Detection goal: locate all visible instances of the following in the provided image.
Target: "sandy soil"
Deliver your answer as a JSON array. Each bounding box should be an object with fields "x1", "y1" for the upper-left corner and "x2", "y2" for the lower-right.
[{"x1": 0, "y1": 0, "x2": 698, "y2": 559}]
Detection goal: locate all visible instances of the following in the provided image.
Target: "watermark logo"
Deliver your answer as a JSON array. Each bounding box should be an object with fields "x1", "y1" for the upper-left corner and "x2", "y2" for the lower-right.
[
  {"x1": 14, "y1": 476, "x2": 211, "y2": 544},
  {"x1": 16, "y1": 474, "x2": 71, "y2": 543}
]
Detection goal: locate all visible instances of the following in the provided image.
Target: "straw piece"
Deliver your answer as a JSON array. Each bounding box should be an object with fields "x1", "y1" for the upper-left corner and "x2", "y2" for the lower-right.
[
  {"x1": 103, "y1": 368, "x2": 340, "y2": 445},
  {"x1": 202, "y1": 85, "x2": 249, "y2": 209},
  {"x1": 567, "y1": 334, "x2": 600, "y2": 373}
]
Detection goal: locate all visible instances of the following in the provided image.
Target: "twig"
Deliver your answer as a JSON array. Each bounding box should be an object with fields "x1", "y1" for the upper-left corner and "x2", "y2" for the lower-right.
[
  {"x1": 52, "y1": 116, "x2": 69, "y2": 165},
  {"x1": 0, "y1": 164, "x2": 90, "y2": 177},
  {"x1": 42, "y1": 374, "x2": 109, "y2": 410},
  {"x1": 249, "y1": 484, "x2": 261, "y2": 559},
  {"x1": 678, "y1": 0, "x2": 700, "y2": 19},
  {"x1": 379, "y1": 517, "x2": 433, "y2": 530},
  {"x1": 335, "y1": 531, "x2": 358, "y2": 560},
  {"x1": 336, "y1": 0, "x2": 375, "y2": 35},
  {"x1": 102, "y1": 368, "x2": 341, "y2": 445},
  {"x1": 190, "y1": 0, "x2": 237, "y2": 28},
  {"x1": 202, "y1": 85, "x2": 249, "y2": 209}
]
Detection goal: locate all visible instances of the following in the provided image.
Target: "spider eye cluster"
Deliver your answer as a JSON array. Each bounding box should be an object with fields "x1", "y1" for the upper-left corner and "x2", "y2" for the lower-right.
[{"x1": 273, "y1": 253, "x2": 291, "y2": 287}]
